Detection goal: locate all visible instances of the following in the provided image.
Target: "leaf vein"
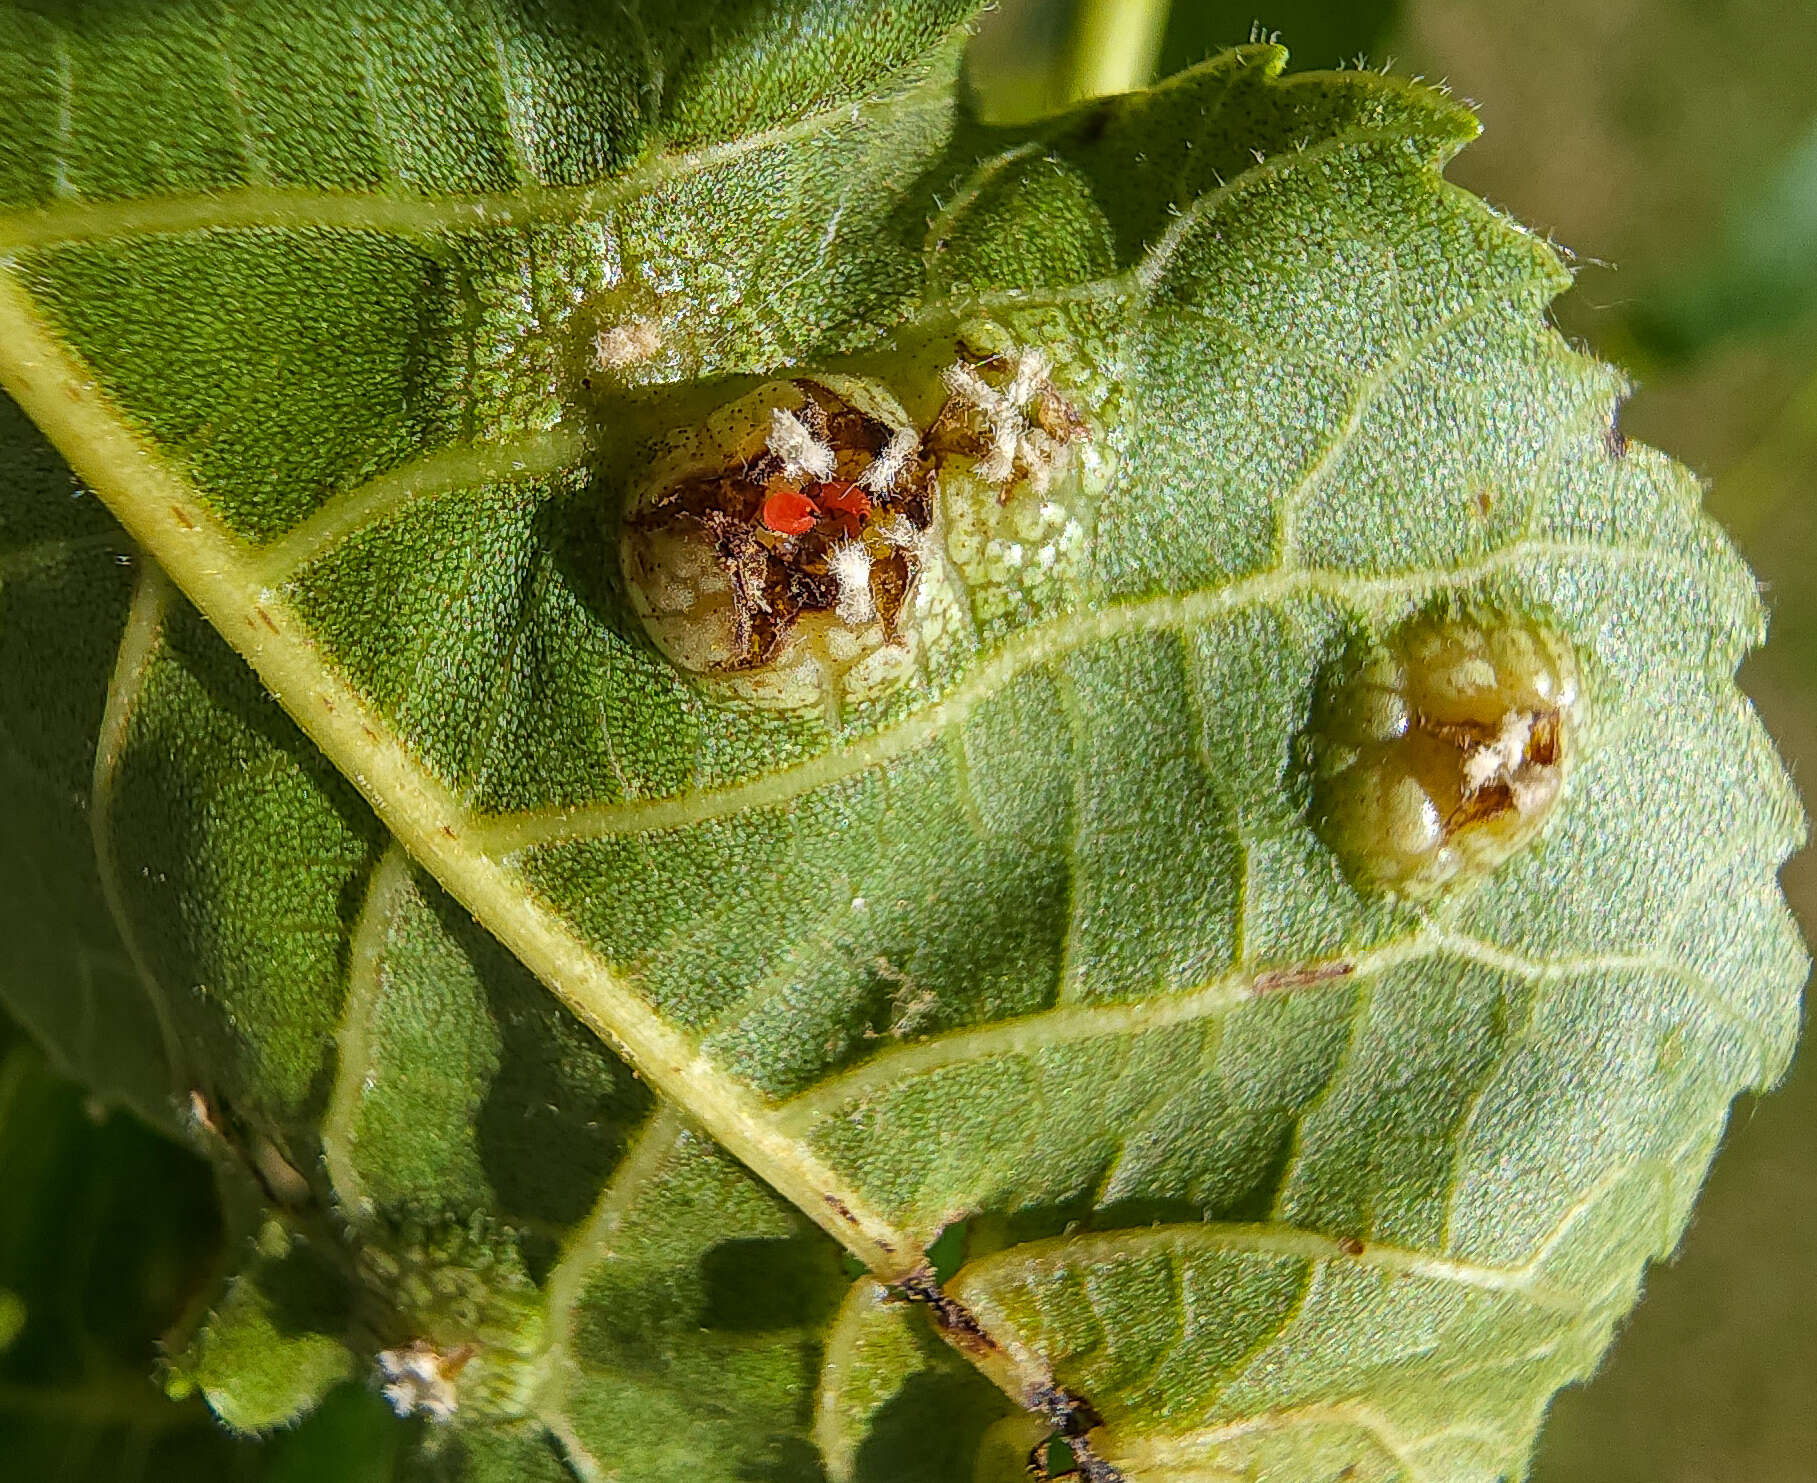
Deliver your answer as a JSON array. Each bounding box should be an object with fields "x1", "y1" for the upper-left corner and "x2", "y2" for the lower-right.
[
  {"x1": 1273, "y1": 270, "x2": 1563, "y2": 564},
  {"x1": 0, "y1": 70, "x2": 946, "y2": 252},
  {"x1": 320, "y1": 843, "x2": 415, "y2": 1222},
  {"x1": 773, "y1": 931, "x2": 1736, "y2": 1132},
  {"x1": 479, "y1": 537, "x2": 1712, "y2": 853},
  {"x1": 89, "y1": 564, "x2": 186, "y2": 1102}
]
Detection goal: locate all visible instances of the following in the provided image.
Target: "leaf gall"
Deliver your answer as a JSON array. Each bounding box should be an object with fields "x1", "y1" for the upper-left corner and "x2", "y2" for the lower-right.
[
  {"x1": 1310, "y1": 613, "x2": 1583, "y2": 899},
  {"x1": 619, "y1": 376, "x2": 956, "y2": 718}
]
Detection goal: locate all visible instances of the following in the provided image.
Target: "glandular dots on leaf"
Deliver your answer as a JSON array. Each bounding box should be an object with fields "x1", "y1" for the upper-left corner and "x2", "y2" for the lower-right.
[
  {"x1": 619, "y1": 374, "x2": 957, "y2": 717},
  {"x1": 934, "y1": 328, "x2": 1103, "y2": 629},
  {"x1": 1311, "y1": 613, "x2": 1583, "y2": 899}
]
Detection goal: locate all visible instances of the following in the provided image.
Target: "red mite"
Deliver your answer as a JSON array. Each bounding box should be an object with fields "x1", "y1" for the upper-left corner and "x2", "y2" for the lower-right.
[
  {"x1": 760, "y1": 486, "x2": 819, "y2": 535},
  {"x1": 815, "y1": 480, "x2": 872, "y2": 538}
]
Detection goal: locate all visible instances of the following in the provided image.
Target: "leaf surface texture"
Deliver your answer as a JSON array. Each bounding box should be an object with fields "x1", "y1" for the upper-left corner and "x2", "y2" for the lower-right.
[{"x1": 0, "y1": 3, "x2": 1804, "y2": 1480}]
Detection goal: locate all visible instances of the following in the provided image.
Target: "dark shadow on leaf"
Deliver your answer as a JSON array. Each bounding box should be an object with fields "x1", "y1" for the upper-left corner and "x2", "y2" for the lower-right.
[
  {"x1": 253, "y1": 1240, "x2": 354, "y2": 1339},
  {"x1": 422, "y1": 883, "x2": 653, "y2": 1238},
  {"x1": 697, "y1": 1236, "x2": 848, "y2": 1333},
  {"x1": 851, "y1": 1361, "x2": 1016, "y2": 1483},
  {"x1": 737, "y1": 1433, "x2": 828, "y2": 1483}
]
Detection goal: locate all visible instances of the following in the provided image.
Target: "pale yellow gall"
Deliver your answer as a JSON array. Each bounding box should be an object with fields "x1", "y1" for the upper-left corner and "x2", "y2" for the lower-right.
[{"x1": 1311, "y1": 614, "x2": 1583, "y2": 899}]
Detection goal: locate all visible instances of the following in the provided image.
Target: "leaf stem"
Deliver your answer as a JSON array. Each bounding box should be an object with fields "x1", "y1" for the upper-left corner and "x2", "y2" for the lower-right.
[{"x1": 1059, "y1": 0, "x2": 1171, "y2": 103}]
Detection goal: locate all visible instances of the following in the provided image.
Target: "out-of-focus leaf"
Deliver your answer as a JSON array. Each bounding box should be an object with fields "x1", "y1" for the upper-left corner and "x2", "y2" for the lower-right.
[
  {"x1": 0, "y1": 1016, "x2": 246, "y2": 1480},
  {"x1": 0, "y1": 392, "x2": 177, "y2": 1130},
  {"x1": 1397, "y1": 5, "x2": 1817, "y2": 1479},
  {"x1": 261, "y1": 1383, "x2": 407, "y2": 1483},
  {"x1": 0, "y1": 1288, "x2": 22, "y2": 1351},
  {"x1": 1400, "y1": 0, "x2": 1817, "y2": 354},
  {"x1": 1625, "y1": 118, "x2": 1817, "y2": 361}
]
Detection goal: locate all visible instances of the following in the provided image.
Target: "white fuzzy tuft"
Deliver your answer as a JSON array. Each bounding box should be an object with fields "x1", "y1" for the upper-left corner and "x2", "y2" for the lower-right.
[
  {"x1": 378, "y1": 1341, "x2": 461, "y2": 1422},
  {"x1": 940, "y1": 351, "x2": 1073, "y2": 490},
  {"x1": 829, "y1": 540, "x2": 876, "y2": 625},
  {"x1": 877, "y1": 513, "x2": 919, "y2": 547},
  {"x1": 592, "y1": 318, "x2": 664, "y2": 370},
  {"x1": 767, "y1": 407, "x2": 836, "y2": 482},
  {"x1": 1461, "y1": 711, "x2": 1534, "y2": 794},
  {"x1": 941, "y1": 361, "x2": 997, "y2": 412},
  {"x1": 1004, "y1": 347, "x2": 1050, "y2": 406},
  {"x1": 858, "y1": 427, "x2": 918, "y2": 493}
]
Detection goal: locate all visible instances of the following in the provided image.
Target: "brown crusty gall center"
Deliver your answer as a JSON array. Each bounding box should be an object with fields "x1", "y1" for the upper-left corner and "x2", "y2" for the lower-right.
[{"x1": 623, "y1": 380, "x2": 934, "y2": 672}]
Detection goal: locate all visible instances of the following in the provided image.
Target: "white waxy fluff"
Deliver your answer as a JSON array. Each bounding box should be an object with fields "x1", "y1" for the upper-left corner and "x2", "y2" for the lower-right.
[
  {"x1": 1004, "y1": 347, "x2": 1050, "y2": 406},
  {"x1": 978, "y1": 423, "x2": 1021, "y2": 484},
  {"x1": 768, "y1": 407, "x2": 836, "y2": 482},
  {"x1": 378, "y1": 1342, "x2": 459, "y2": 1421},
  {"x1": 858, "y1": 426, "x2": 919, "y2": 493},
  {"x1": 940, "y1": 353, "x2": 1071, "y2": 489},
  {"x1": 829, "y1": 540, "x2": 877, "y2": 625},
  {"x1": 877, "y1": 513, "x2": 919, "y2": 547},
  {"x1": 941, "y1": 361, "x2": 1002, "y2": 416},
  {"x1": 942, "y1": 362, "x2": 1023, "y2": 485},
  {"x1": 1461, "y1": 711, "x2": 1533, "y2": 794},
  {"x1": 593, "y1": 318, "x2": 664, "y2": 370}
]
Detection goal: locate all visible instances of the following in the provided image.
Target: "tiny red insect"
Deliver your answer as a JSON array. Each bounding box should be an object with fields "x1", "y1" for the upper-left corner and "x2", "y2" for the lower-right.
[
  {"x1": 813, "y1": 479, "x2": 871, "y2": 538},
  {"x1": 760, "y1": 486, "x2": 819, "y2": 536}
]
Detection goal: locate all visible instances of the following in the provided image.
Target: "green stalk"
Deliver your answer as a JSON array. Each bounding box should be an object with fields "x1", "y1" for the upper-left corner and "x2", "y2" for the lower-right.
[{"x1": 1059, "y1": 0, "x2": 1172, "y2": 103}]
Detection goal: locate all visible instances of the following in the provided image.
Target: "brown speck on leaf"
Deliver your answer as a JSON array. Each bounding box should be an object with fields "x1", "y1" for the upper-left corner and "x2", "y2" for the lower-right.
[
  {"x1": 895, "y1": 1267, "x2": 1000, "y2": 1356},
  {"x1": 256, "y1": 607, "x2": 279, "y2": 634},
  {"x1": 1605, "y1": 418, "x2": 1629, "y2": 459},
  {"x1": 1026, "y1": 1387, "x2": 1125, "y2": 1483},
  {"x1": 1034, "y1": 385, "x2": 1089, "y2": 445},
  {"x1": 1474, "y1": 486, "x2": 1494, "y2": 517},
  {"x1": 1029, "y1": 1384, "x2": 1104, "y2": 1437},
  {"x1": 170, "y1": 505, "x2": 197, "y2": 530},
  {"x1": 1251, "y1": 960, "x2": 1355, "y2": 996},
  {"x1": 824, "y1": 1194, "x2": 857, "y2": 1225},
  {"x1": 1337, "y1": 1235, "x2": 1366, "y2": 1257}
]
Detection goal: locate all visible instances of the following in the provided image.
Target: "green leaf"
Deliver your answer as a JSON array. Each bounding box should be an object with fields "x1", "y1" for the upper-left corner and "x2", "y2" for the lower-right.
[
  {"x1": 0, "y1": 5, "x2": 1805, "y2": 1482},
  {"x1": 181, "y1": 1225, "x2": 360, "y2": 1434},
  {"x1": 0, "y1": 393, "x2": 177, "y2": 1129},
  {"x1": 0, "y1": 1289, "x2": 21, "y2": 1352},
  {"x1": 0, "y1": 1005, "x2": 409, "y2": 1479},
  {"x1": 0, "y1": 1014, "x2": 245, "y2": 1479}
]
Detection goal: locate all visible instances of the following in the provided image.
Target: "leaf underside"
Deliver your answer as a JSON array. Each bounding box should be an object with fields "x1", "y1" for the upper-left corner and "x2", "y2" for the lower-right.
[{"x1": 0, "y1": 3, "x2": 1805, "y2": 1481}]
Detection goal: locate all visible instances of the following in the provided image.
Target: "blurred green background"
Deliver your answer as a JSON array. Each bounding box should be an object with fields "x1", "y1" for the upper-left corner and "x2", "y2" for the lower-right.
[{"x1": 3, "y1": 2, "x2": 1813, "y2": 1478}]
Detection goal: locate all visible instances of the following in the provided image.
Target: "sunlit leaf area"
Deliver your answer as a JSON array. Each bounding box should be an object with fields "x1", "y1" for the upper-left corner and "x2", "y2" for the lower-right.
[{"x1": 1, "y1": 2, "x2": 1811, "y2": 1480}]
